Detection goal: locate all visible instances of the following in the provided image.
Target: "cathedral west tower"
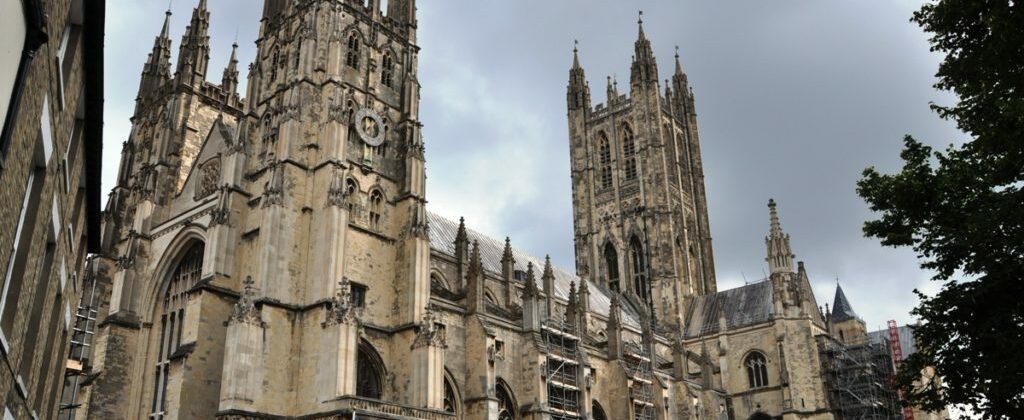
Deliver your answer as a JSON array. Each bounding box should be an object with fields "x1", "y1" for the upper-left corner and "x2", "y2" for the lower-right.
[{"x1": 567, "y1": 16, "x2": 716, "y2": 331}]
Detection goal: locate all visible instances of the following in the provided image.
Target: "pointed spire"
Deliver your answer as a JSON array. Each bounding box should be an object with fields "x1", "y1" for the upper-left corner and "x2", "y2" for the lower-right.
[
  {"x1": 768, "y1": 198, "x2": 783, "y2": 238},
  {"x1": 160, "y1": 9, "x2": 172, "y2": 40},
  {"x1": 572, "y1": 40, "x2": 581, "y2": 69},
  {"x1": 830, "y1": 283, "x2": 859, "y2": 322},
  {"x1": 637, "y1": 10, "x2": 646, "y2": 40},
  {"x1": 222, "y1": 41, "x2": 240, "y2": 96},
  {"x1": 674, "y1": 45, "x2": 685, "y2": 75},
  {"x1": 765, "y1": 198, "x2": 795, "y2": 274},
  {"x1": 501, "y1": 237, "x2": 514, "y2": 264},
  {"x1": 522, "y1": 262, "x2": 539, "y2": 300}
]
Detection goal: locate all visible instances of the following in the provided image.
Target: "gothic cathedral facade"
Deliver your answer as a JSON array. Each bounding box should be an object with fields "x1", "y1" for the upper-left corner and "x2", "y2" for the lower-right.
[{"x1": 77, "y1": 2, "x2": 857, "y2": 420}]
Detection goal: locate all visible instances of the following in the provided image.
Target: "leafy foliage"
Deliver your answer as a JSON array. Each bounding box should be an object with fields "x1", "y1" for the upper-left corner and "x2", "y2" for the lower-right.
[{"x1": 856, "y1": 0, "x2": 1024, "y2": 418}]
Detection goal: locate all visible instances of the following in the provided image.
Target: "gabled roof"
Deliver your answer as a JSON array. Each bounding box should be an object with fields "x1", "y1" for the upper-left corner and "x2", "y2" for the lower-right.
[
  {"x1": 426, "y1": 211, "x2": 642, "y2": 329},
  {"x1": 831, "y1": 283, "x2": 859, "y2": 323},
  {"x1": 683, "y1": 280, "x2": 774, "y2": 338}
]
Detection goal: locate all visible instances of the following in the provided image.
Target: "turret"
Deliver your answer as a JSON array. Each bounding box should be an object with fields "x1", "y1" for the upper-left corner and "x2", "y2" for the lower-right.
[
  {"x1": 765, "y1": 199, "x2": 795, "y2": 274},
  {"x1": 630, "y1": 12, "x2": 659, "y2": 89},
  {"x1": 175, "y1": 0, "x2": 211, "y2": 87},
  {"x1": 830, "y1": 282, "x2": 867, "y2": 344},
  {"x1": 567, "y1": 41, "x2": 590, "y2": 111}
]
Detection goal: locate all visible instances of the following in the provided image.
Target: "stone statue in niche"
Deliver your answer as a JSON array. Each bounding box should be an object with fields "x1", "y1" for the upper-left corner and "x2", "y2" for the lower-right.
[{"x1": 196, "y1": 159, "x2": 220, "y2": 200}]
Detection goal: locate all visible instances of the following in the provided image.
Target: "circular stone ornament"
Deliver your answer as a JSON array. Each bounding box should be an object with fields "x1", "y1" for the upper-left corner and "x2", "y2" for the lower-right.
[{"x1": 354, "y1": 108, "x2": 385, "y2": 147}]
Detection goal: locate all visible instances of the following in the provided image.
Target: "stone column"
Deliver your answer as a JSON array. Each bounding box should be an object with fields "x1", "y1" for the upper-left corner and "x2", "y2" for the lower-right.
[
  {"x1": 316, "y1": 278, "x2": 361, "y2": 401},
  {"x1": 409, "y1": 308, "x2": 446, "y2": 409},
  {"x1": 219, "y1": 277, "x2": 266, "y2": 412}
]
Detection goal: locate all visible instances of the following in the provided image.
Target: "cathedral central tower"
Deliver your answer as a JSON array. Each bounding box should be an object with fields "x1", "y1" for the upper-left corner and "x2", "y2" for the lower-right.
[{"x1": 567, "y1": 18, "x2": 716, "y2": 330}]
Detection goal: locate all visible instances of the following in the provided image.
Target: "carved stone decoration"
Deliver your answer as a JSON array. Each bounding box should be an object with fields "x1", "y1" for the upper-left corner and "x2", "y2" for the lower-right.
[
  {"x1": 209, "y1": 185, "x2": 231, "y2": 226},
  {"x1": 195, "y1": 158, "x2": 220, "y2": 200},
  {"x1": 262, "y1": 161, "x2": 284, "y2": 208},
  {"x1": 327, "y1": 87, "x2": 350, "y2": 124},
  {"x1": 406, "y1": 202, "x2": 429, "y2": 239},
  {"x1": 229, "y1": 276, "x2": 264, "y2": 326},
  {"x1": 324, "y1": 277, "x2": 360, "y2": 327},
  {"x1": 411, "y1": 306, "x2": 446, "y2": 349},
  {"x1": 325, "y1": 167, "x2": 347, "y2": 208}
]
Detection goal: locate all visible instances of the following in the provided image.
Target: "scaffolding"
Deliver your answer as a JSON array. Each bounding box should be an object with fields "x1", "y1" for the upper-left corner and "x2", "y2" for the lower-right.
[
  {"x1": 623, "y1": 342, "x2": 655, "y2": 420},
  {"x1": 543, "y1": 319, "x2": 581, "y2": 420},
  {"x1": 819, "y1": 336, "x2": 901, "y2": 420}
]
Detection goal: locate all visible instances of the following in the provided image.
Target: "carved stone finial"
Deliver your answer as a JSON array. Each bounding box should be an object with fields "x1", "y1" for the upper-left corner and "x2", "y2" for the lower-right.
[
  {"x1": 522, "y1": 262, "x2": 540, "y2": 300},
  {"x1": 407, "y1": 202, "x2": 430, "y2": 239},
  {"x1": 229, "y1": 276, "x2": 263, "y2": 326},
  {"x1": 411, "y1": 306, "x2": 446, "y2": 349},
  {"x1": 324, "y1": 277, "x2": 360, "y2": 327}
]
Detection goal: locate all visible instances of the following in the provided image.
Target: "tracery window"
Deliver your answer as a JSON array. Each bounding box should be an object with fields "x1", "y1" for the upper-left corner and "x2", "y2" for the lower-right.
[
  {"x1": 622, "y1": 125, "x2": 637, "y2": 181},
  {"x1": 381, "y1": 52, "x2": 394, "y2": 88},
  {"x1": 356, "y1": 342, "x2": 383, "y2": 399},
  {"x1": 443, "y1": 374, "x2": 459, "y2": 415},
  {"x1": 630, "y1": 236, "x2": 650, "y2": 305},
  {"x1": 598, "y1": 132, "x2": 612, "y2": 190},
  {"x1": 150, "y1": 242, "x2": 204, "y2": 419},
  {"x1": 496, "y1": 381, "x2": 518, "y2": 420},
  {"x1": 604, "y1": 242, "x2": 619, "y2": 292},
  {"x1": 346, "y1": 33, "x2": 360, "y2": 69},
  {"x1": 369, "y1": 190, "x2": 383, "y2": 230},
  {"x1": 745, "y1": 351, "x2": 769, "y2": 389}
]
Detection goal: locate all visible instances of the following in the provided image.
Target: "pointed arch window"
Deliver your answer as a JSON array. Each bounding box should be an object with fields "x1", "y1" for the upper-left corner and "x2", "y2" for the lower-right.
[
  {"x1": 356, "y1": 341, "x2": 384, "y2": 399},
  {"x1": 345, "y1": 179, "x2": 359, "y2": 214},
  {"x1": 346, "y1": 33, "x2": 360, "y2": 69},
  {"x1": 745, "y1": 351, "x2": 769, "y2": 389},
  {"x1": 443, "y1": 374, "x2": 460, "y2": 415},
  {"x1": 597, "y1": 132, "x2": 612, "y2": 190},
  {"x1": 592, "y1": 400, "x2": 608, "y2": 420},
  {"x1": 629, "y1": 236, "x2": 650, "y2": 305},
  {"x1": 604, "y1": 242, "x2": 620, "y2": 292},
  {"x1": 150, "y1": 242, "x2": 204, "y2": 419},
  {"x1": 496, "y1": 381, "x2": 518, "y2": 420},
  {"x1": 622, "y1": 125, "x2": 637, "y2": 181},
  {"x1": 369, "y1": 190, "x2": 383, "y2": 230},
  {"x1": 381, "y1": 52, "x2": 394, "y2": 88}
]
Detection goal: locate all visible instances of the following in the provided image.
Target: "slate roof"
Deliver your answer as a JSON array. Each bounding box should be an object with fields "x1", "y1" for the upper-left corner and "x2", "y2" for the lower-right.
[
  {"x1": 830, "y1": 283, "x2": 859, "y2": 323},
  {"x1": 683, "y1": 280, "x2": 774, "y2": 338},
  {"x1": 427, "y1": 211, "x2": 642, "y2": 329}
]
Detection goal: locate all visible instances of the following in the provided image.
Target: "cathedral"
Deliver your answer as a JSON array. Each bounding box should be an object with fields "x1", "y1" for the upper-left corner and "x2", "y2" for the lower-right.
[{"x1": 72, "y1": 1, "x2": 908, "y2": 419}]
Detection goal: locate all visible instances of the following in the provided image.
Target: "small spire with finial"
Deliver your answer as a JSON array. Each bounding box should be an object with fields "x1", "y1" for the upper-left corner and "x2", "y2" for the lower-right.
[{"x1": 572, "y1": 39, "x2": 581, "y2": 69}]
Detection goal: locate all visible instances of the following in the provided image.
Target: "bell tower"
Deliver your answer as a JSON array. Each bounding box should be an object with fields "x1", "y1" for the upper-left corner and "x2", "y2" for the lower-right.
[{"x1": 567, "y1": 15, "x2": 716, "y2": 331}]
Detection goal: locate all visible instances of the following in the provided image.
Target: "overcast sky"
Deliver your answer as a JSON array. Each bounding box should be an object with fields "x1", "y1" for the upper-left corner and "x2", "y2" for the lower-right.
[{"x1": 103, "y1": 1, "x2": 964, "y2": 332}]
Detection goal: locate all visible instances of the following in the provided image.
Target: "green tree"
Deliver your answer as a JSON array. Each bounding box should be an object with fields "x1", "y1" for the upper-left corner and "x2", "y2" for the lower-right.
[{"x1": 856, "y1": 1, "x2": 1023, "y2": 418}]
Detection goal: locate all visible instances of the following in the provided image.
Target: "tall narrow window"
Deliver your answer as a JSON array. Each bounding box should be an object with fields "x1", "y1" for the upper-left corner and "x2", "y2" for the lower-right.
[
  {"x1": 1, "y1": 107, "x2": 51, "y2": 343},
  {"x1": 745, "y1": 352, "x2": 769, "y2": 389},
  {"x1": 622, "y1": 125, "x2": 637, "y2": 181},
  {"x1": 630, "y1": 236, "x2": 649, "y2": 304},
  {"x1": 598, "y1": 132, "x2": 612, "y2": 190},
  {"x1": 346, "y1": 33, "x2": 360, "y2": 69},
  {"x1": 443, "y1": 374, "x2": 460, "y2": 415},
  {"x1": 356, "y1": 342, "x2": 383, "y2": 399},
  {"x1": 604, "y1": 243, "x2": 619, "y2": 292},
  {"x1": 268, "y1": 47, "x2": 279, "y2": 85},
  {"x1": 345, "y1": 179, "x2": 359, "y2": 214},
  {"x1": 55, "y1": 0, "x2": 83, "y2": 105},
  {"x1": 381, "y1": 53, "x2": 394, "y2": 88},
  {"x1": 151, "y1": 242, "x2": 204, "y2": 419},
  {"x1": 496, "y1": 381, "x2": 517, "y2": 420},
  {"x1": 369, "y1": 190, "x2": 383, "y2": 230}
]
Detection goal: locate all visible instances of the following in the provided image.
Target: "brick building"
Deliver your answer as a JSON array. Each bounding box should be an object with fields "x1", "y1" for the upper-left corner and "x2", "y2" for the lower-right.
[{"x1": 0, "y1": 0, "x2": 105, "y2": 418}]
